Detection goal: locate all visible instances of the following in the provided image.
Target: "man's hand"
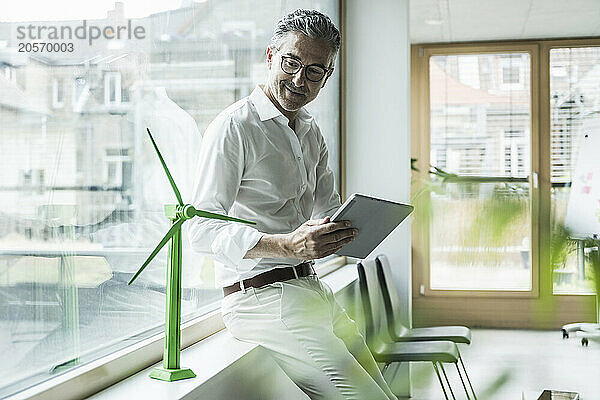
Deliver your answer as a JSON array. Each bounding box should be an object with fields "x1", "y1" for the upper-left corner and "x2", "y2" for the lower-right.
[
  {"x1": 243, "y1": 217, "x2": 358, "y2": 260},
  {"x1": 282, "y1": 217, "x2": 358, "y2": 259}
]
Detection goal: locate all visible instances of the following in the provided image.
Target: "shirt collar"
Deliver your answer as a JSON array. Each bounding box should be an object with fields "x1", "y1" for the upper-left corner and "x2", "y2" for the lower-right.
[
  {"x1": 249, "y1": 86, "x2": 314, "y2": 127},
  {"x1": 250, "y1": 86, "x2": 281, "y2": 122}
]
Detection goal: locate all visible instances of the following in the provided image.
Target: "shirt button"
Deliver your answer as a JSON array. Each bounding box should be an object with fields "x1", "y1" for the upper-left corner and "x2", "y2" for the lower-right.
[{"x1": 297, "y1": 156, "x2": 301, "y2": 161}]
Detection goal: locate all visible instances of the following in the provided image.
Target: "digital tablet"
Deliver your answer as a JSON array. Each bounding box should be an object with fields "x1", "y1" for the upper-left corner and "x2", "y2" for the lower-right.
[{"x1": 330, "y1": 193, "x2": 414, "y2": 259}]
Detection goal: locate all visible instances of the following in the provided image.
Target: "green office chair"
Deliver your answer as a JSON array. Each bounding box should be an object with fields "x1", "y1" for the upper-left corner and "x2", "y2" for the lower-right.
[
  {"x1": 357, "y1": 261, "x2": 463, "y2": 400},
  {"x1": 374, "y1": 255, "x2": 477, "y2": 400}
]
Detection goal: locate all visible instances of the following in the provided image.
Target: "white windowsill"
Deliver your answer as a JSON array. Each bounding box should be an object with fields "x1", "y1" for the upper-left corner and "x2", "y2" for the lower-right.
[{"x1": 87, "y1": 263, "x2": 359, "y2": 400}]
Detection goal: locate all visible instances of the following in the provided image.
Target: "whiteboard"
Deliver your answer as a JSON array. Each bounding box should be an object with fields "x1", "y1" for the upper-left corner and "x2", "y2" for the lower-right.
[{"x1": 565, "y1": 119, "x2": 600, "y2": 239}]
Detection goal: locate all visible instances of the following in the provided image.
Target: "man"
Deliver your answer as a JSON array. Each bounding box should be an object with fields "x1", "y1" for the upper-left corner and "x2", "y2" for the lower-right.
[{"x1": 189, "y1": 9, "x2": 398, "y2": 400}]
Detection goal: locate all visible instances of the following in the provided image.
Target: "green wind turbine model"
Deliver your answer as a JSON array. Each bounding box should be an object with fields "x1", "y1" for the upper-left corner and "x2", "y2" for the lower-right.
[{"x1": 128, "y1": 128, "x2": 255, "y2": 382}]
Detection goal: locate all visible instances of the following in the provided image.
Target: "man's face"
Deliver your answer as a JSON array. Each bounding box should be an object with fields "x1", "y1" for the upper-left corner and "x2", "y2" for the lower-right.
[{"x1": 265, "y1": 32, "x2": 334, "y2": 113}]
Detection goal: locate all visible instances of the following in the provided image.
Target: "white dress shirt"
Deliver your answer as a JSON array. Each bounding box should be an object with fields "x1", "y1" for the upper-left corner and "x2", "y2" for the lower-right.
[{"x1": 188, "y1": 86, "x2": 341, "y2": 287}]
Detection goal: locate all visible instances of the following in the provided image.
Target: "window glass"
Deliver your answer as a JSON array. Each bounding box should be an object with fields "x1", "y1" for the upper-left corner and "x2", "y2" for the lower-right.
[
  {"x1": 550, "y1": 47, "x2": 600, "y2": 294},
  {"x1": 0, "y1": 1, "x2": 340, "y2": 396},
  {"x1": 428, "y1": 53, "x2": 532, "y2": 291}
]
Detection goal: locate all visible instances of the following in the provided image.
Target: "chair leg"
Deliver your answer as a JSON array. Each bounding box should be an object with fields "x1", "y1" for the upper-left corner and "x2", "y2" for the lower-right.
[
  {"x1": 439, "y1": 362, "x2": 457, "y2": 400},
  {"x1": 458, "y1": 352, "x2": 478, "y2": 400},
  {"x1": 455, "y1": 362, "x2": 471, "y2": 400},
  {"x1": 432, "y1": 362, "x2": 450, "y2": 400}
]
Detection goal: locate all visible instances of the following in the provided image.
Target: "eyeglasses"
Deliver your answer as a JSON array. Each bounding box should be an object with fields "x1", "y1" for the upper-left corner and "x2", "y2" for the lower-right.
[{"x1": 280, "y1": 55, "x2": 331, "y2": 82}]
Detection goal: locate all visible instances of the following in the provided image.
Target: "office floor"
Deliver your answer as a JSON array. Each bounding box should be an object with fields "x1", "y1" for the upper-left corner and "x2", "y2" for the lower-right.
[{"x1": 408, "y1": 329, "x2": 600, "y2": 400}]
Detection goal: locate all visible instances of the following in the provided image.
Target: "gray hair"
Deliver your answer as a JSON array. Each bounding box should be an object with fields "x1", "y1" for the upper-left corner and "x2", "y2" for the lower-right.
[{"x1": 269, "y1": 9, "x2": 341, "y2": 60}]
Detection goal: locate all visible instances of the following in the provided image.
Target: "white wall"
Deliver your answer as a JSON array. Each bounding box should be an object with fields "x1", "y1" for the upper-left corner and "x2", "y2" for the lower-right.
[{"x1": 345, "y1": 0, "x2": 412, "y2": 395}]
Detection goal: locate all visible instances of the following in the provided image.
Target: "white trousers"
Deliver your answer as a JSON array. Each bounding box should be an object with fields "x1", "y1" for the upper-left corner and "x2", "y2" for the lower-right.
[{"x1": 222, "y1": 275, "x2": 398, "y2": 400}]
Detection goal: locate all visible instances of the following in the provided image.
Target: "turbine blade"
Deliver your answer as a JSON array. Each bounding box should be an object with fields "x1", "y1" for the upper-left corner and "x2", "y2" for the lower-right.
[
  {"x1": 146, "y1": 128, "x2": 184, "y2": 206},
  {"x1": 193, "y1": 209, "x2": 256, "y2": 225},
  {"x1": 128, "y1": 218, "x2": 184, "y2": 285}
]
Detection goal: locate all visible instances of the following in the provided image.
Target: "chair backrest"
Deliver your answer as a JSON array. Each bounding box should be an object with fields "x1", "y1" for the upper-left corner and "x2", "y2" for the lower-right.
[
  {"x1": 356, "y1": 259, "x2": 393, "y2": 347},
  {"x1": 356, "y1": 262, "x2": 375, "y2": 342},
  {"x1": 375, "y1": 254, "x2": 409, "y2": 337}
]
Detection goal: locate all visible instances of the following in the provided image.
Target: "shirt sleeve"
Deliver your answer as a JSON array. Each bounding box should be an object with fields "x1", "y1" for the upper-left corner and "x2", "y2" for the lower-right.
[
  {"x1": 187, "y1": 116, "x2": 264, "y2": 275},
  {"x1": 311, "y1": 126, "x2": 342, "y2": 220}
]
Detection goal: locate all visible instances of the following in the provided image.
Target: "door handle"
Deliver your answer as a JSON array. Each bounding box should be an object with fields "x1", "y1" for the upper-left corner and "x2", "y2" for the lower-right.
[{"x1": 532, "y1": 172, "x2": 538, "y2": 189}]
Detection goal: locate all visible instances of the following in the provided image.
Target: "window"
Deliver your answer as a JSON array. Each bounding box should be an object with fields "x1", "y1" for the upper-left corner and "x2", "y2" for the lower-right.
[
  {"x1": 104, "y1": 72, "x2": 121, "y2": 105},
  {"x1": 517, "y1": 145, "x2": 525, "y2": 176},
  {"x1": 499, "y1": 54, "x2": 524, "y2": 87},
  {"x1": 502, "y1": 64, "x2": 520, "y2": 84},
  {"x1": 104, "y1": 148, "x2": 131, "y2": 187},
  {"x1": 72, "y1": 75, "x2": 88, "y2": 112},
  {"x1": 52, "y1": 77, "x2": 65, "y2": 108},
  {"x1": 0, "y1": 1, "x2": 341, "y2": 398},
  {"x1": 504, "y1": 145, "x2": 512, "y2": 175},
  {"x1": 2, "y1": 64, "x2": 16, "y2": 83},
  {"x1": 21, "y1": 169, "x2": 32, "y2": 187}
]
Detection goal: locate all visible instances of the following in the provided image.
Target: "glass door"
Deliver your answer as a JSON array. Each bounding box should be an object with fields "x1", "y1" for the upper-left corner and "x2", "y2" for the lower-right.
[
  {"x1": 426, "y1": 51, "x2": 534, "y2": 293},
  {"x1": 412, "y1": 41, "x2": 600, "y2": 328}
]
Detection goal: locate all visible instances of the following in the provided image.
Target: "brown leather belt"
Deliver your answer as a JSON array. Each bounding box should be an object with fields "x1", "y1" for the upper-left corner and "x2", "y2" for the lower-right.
[{"x1": 223, "y1": 262, "x2": 315, "y2": 297}]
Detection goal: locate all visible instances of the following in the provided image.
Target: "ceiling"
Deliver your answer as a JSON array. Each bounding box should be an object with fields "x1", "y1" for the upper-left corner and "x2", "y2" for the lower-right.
[{"x1": 410, "y1": 0, "x2": 600, "y2": 43}]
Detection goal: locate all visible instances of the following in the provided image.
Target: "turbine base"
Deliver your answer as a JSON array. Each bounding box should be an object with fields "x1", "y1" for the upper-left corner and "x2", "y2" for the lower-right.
[{"x1": 149, "y1": 367, "x2": 196, "y2": 382}]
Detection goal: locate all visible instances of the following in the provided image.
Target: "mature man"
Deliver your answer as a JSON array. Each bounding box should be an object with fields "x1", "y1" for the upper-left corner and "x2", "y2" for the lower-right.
[{"x1": 189, "y1": 9, "x2": 397, "y2": 400}]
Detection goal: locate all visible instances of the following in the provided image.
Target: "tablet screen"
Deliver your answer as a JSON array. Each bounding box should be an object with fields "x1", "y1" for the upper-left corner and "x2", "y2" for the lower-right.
[{"x1": 330, "y1": 194, "x2": 413, "y2": 259}]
